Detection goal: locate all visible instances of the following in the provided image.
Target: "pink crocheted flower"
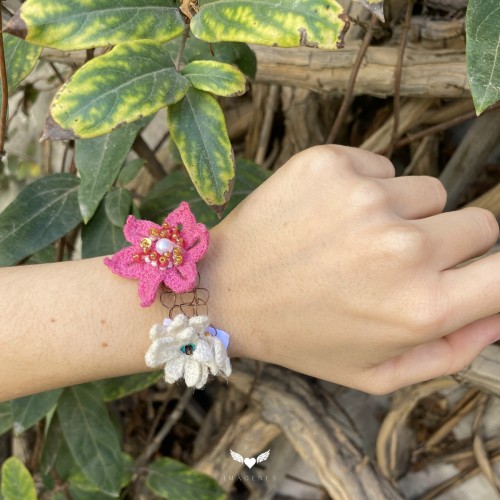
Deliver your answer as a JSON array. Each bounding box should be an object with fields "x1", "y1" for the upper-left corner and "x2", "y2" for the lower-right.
[{"x1": 104, "y1": 202, "x2": 209, "y2": 307}]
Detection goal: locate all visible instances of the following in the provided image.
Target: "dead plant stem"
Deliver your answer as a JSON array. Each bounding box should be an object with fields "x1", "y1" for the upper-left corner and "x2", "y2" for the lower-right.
[
  {"x1": 376, "y1": 101, "x2": 500, "y2": 155},
  {"x1": 326, "y1": 15, "x2": 377, "y2": 145},
  {"x1": 135, "y1": 388, "x2": 193, "y2": 469},
  {"x1": 386, "y1": 0, "x2": 415, "y2": 159}
]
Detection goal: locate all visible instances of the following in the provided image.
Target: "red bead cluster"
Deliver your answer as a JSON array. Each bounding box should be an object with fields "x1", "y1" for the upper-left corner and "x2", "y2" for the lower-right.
[{"x1": 132, "y1": 221, "x2": 185, "y2": 269}]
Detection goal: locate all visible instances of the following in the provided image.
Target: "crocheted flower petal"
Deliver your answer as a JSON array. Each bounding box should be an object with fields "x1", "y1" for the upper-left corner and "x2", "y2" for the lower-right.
[
  {"x1": 104, "y1": 246, "x2": 142, "y2": 279},
  {"x1": 138, "y1": 272, "x2": 164, "y2": 307},
  {"x1": 166, "y1": 202, "x2": 209, "y2": 262},
  {"x1": 123, "y1": 215, "x2": 160, "y2": 245},
  {"x1": 188, "y1": 315, "x2": 210, "y2": 333},
  {"x1": 184, "y1": 358, "x2": 202, "y2": 387},
  {"x1": 223, "y1": 358, "x2": 232, "y2": 377},
  {"x1": 213, "y1": 338, "x2": 227, "y2": 366},
  {"x1": 145, "y1": 337, "x2": 179, "y2": 367},
  {"x1": 177, "y1": 326, "x2": 196, "y2": 343},
  {"x1": 164, "y1": 261, "x2": 198, "y2": 294},
  {"x1": 168, "y1": 314, "x2": 189, "y2": 334},
  {"x1": 195, "y1": 365, "x2": 209, "y2": 389},
  {"x1": 150, "y1": 324, "x2": 167, "y2": 341},
  {"x1": 212, "y1": 339, "x2": 232, "y2": 376},
  {"x1": 164, "y1": 355, "x2": 185, "y2": 384},
  {"x1": 192, "y1": 339, "x2": 214, "y2": 364}
]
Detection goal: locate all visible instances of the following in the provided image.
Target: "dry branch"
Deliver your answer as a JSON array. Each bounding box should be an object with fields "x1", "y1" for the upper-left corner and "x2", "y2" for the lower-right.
[
  {"x1": 230, "y1": 360, "x2": 402, "y2": 500},
  {"x1": 453, "y1": 344, "x2": 500, "y2": 398},
  {"x1": 252, "y1": 42, "x2": 469, "y2": 98},
  {"x1": 194, "y1": 406, "x2": 281, "y2": 491},
  {"x1": 465, "y1": 183, "x2": 500, "y2": 219},
  {"x1": 440, "y1": 107, "x2": 500, "y2": 210}
]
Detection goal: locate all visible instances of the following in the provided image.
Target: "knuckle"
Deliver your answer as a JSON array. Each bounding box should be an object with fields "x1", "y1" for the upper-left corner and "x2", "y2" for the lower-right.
[
  {"x1": 375, "y1": 224, "x2": 427, "y2": 265},
  {"x1": 424, "y1": 176, "x2": 447, "y2": 208},
  {"x1": 375, "y1": 154, "x2": 396, "y2": 178},
  {"x1": 406, "y1": 297, "x2": 449, "y2": 334},
  {"x1": 348, "y1": 179, "x2": 388, "y2": 211},
  {"x1": 289, "y1": 145, "x2": 353, "y2": 178}
]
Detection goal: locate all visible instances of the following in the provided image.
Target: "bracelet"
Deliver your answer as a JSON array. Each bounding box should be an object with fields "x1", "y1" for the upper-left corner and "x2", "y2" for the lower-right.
[{"x1": 104, "y1": 202, "x2": 231, "y2": 389}]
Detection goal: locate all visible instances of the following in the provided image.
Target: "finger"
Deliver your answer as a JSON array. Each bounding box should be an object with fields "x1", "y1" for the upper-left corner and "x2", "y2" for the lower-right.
[
  {"x1": 326, "y1": 145, "x2": 396, "y2": 179},
  {"x1": 372, "y1": 314, "x2": 500, "y2": 392},
  {"x1": 380, "y1": 176, "x2": 447, "y2": 219},
  {"x1": 442, "y1": 251, "x2": 500, "y2": 328},
  {"x1": 413, "y1": 207, "x2": 499, "y2": 269}
]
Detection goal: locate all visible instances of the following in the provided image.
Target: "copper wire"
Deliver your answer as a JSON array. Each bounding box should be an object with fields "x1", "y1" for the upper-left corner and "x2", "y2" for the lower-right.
[{"x1": 159, "y1": 273, "x2": 210, "y2": 318}]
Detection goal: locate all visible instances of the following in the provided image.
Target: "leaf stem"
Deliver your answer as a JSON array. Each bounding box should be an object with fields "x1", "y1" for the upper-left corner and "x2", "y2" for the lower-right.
[{"x1": 0, "y1": 6, "x2": 10, "y2": 158}]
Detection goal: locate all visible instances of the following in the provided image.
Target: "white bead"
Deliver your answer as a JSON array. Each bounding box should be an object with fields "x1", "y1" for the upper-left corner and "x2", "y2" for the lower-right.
[{"x1": 156, "y1": 238, "x2": 174, "y2": 255}]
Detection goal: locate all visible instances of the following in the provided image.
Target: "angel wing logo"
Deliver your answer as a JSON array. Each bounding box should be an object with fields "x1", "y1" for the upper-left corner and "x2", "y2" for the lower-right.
[{"x1": 230, "y1": 449, "x2": 270, "y2": 469}]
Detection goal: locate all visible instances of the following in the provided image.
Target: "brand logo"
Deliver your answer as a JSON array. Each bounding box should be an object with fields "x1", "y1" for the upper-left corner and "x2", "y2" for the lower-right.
[{"x1": 230, "y1": 449, "x2": 270, "y2": 469}]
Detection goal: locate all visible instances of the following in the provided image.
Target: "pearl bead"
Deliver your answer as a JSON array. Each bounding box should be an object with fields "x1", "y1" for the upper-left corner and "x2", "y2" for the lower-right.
[{"x1": 156, "y1": 238, "x2": 174, "y2": 255}]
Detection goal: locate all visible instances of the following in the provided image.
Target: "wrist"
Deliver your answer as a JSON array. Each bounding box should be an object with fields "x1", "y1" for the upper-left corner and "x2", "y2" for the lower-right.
[{"x1": 198, "y1": 222, "x2": 261, "y2": 362}]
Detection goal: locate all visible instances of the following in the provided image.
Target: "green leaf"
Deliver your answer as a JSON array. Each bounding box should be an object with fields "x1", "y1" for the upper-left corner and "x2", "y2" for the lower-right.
[
  {"x1": 466, "y1": 0, "x2": 500, "y2": 114},
  {"x1": 68, "y1": 485, "x2": 115, "y2": 500},
  {"x1": 4, "y1": 33, "x2": 41, "y2": 92},
  {"x1": 81, "y1": 202, "x2": 126, "y2": 258},
  {"x1": 104, "y1": 188, "x2": 132, "y2": 227},
  {"x1": 1, "y1": 457, "x2": 37, "y2": 500},
  {"x1": 51, "y1": 494, "x2": 67, "y2": 500},
  {"x1": 25, "y1": 244, "x2": 58, "y2": 265},
  {"x1": 57, "y1": 384, "x2": 123, "y2": 497},
  {"x1": 167, "y1": 88, "x2": 235, "y2": 215},
  {"x1": 5, "y1": 0, "x2": 184, "y2": 51},
  {"x1": 0, "y1": 402, "x2": 13, "y2": 436},
  {"x1": 181, "y1": 61, "x2": 246, "y2": 97},
  {"x1": 76, "y1": 120, "x2": 144, "y2": 223},
  {"x1": 146, "y1": 457, "x2": 226, "y2": 500},
  {"x1": 69, "y1": 453, "x2": 133, "y2": 493},
  {"x1": 141, "y1": 159, "x2": 269, "y2": 227},
  {"x1": 191, "y1": 0, "x2": 346, "y2": 50},
  {"x1": 44, "y1": 41, "x2": 190, "y2": 140},
  {"x1": 166, "y1": 36, "x2": 257, "y2": 79},
  {"x1": 53, "y1": 436, "x2": 76, "y2": 481},
  {"x1": 41, "y1": 413, "x2": 64, "y2": 474},
  {"x1": 96, "y1": 372, "x2": 162, "y2": 401},
  {"x1": 117, "y1": 158, "x2": 145, "y2": 186},
  {"x1": 11, "y1": 389, "x2": 62, "y2": 435},
  {"x1": 0, "y1": 174, "x2": 81, "y2": 266}
]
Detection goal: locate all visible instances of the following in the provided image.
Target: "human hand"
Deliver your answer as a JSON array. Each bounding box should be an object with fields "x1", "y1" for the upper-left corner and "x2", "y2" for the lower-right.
[{"x1": 201, "y1": 145, "x2": 500, "y2": 394}]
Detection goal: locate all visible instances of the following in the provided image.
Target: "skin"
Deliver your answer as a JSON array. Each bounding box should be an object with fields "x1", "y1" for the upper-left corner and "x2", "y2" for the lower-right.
[{"x1": 1, "y1": 146, "x2": 499, "y2": 401}]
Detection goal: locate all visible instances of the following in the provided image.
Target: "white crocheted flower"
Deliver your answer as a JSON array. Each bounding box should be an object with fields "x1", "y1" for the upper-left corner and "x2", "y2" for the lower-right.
[{"x1": 145, "y1": 314, "x2": 231, "y2": 389}]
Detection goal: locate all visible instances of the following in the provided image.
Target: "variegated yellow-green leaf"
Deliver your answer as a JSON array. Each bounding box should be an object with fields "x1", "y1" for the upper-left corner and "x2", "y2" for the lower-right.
[
  {"x1": 181, "y1": 60, "x2": 246, "y2": 97},
  {"x1": 466, "y1": 0, "x2": 500, "y2": 114},
  {"x1": 44, "y1": 40, "x2": 190, "y2": 140},
  {"x1": 167, "y1": 88, "x2": 235, "y2": 215},
  {"x1": 5, "y1": 0, "x2": 184, "y2": 51},
  {"x1": 166, "y1": 35, "x2": 257, "y2": 78},
  {"x1": 1, "y1": 457, "x2": 37, "y2": 500},
  {"x1": 191, "y1": 0, "x2": 347, "y2": 50},
  {"x1": 4, "y1": 33, "x2": 41, "y2": 92}
]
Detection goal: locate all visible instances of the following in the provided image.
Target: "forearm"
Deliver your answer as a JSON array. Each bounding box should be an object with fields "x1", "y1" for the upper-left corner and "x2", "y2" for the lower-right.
[
  {"x1": 0, "y1": 256, "x2": 166, "y2": 401},
  {"x1": 0, "y1": 223, "x2": 254, "y2": 402}
]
